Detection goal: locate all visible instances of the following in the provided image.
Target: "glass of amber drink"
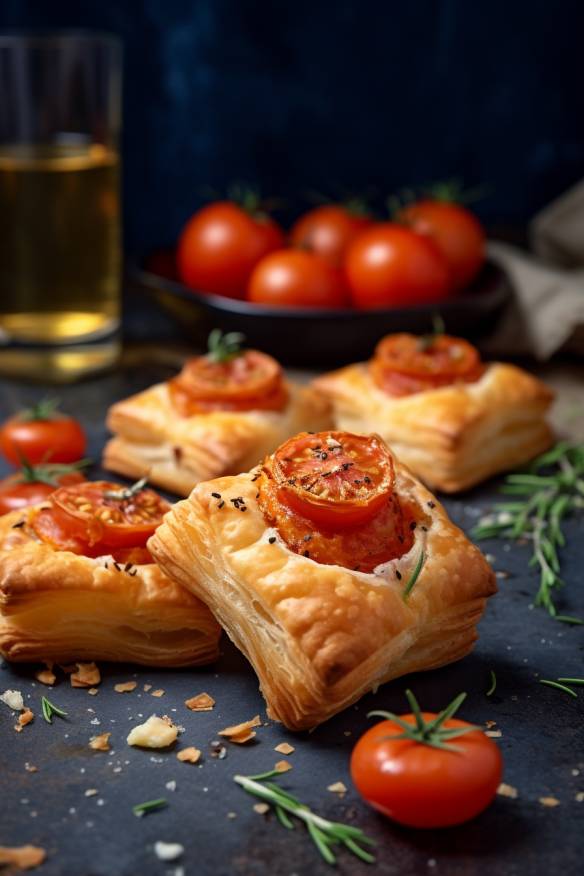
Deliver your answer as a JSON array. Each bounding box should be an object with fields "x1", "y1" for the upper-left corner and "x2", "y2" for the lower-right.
[{"x1": 0, "y1": 32, "x2": 122, "y2": 381}]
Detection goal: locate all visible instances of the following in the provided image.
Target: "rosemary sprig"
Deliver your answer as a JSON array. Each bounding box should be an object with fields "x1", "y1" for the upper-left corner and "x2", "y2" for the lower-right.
[
  {"x1": 416, "y1": 314, "x2": 445, "y2": 351},
  {"x1": 207, "y1": 329, "x2": 245, "y2": 364},
  {"x1": 17, "y1": 457, "x2": 91, "y2": 487},
  {"x1": 41, "y1": 696, "x2": 68, "y2": 724},
  {"x1": 486, "y1": 670, "x2": 497, "y2": 697},
  {"x1": 132, "y1": 798, "x2": 168, "y2": 817},
  {"x1": 402, "y1": 550, "x2": 425, "y2": 601},
  {"x1": 557, "y1": 677, "x2": 584, "y2": 685},
  {"x1": 539, "y1": 679, "x2": 578, "y2": 698},
  {"x1": 233, "y1": 771, "x2": 375, "y2": 865},
  {"x1": 472, "y1": 442, "x2": 584, "y2": 620},
  {"x1": 103, "y1": 477, "x2": 148, "y2": 501},
  {"x1": 368, "y1": 689, "x2": 480, "y2": 753}
]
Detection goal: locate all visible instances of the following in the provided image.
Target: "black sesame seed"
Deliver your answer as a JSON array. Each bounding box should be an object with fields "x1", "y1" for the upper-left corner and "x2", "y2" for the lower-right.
[
  {"x1": 240, "y1": 506, "x2": 247, "y2": 512},
  {"x1": 421, "y1": 525, "x2": 428, "y2": 532},
  {"x1": 211, "y1": 492, "x2": 221, "y2": 499},
  {"x1": 396, "y1": 570, "x2": 402, "y2": 580},
  {"x1": 11, "y1": 520, "x2": 25, "y2": 529},
  {"x1": 427, "y1": 501, "x2": 435, "y2": 509},
  {"x1": 410, "y1": 521, "x2": 417, "y2": 530},
  {"x1": 218, "y1": 501, "x2": 225, "y2": 509},
  {"x1": 269, "y1": 536, "x2": 276, "y2": 544},
  {"x1": 303, "y1": 550, "x2": 310, "y2": 557}
]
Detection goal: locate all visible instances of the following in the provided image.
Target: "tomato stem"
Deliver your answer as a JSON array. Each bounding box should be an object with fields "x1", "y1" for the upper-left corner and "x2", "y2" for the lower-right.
[{"x1": 19, "y1": 397, "x2": 61, "y2": 422}]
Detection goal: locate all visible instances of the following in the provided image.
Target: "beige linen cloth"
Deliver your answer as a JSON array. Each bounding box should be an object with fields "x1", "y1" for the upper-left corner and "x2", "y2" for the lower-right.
[{"x1": 485, "y1": 181, "x2": 584, "y2": 359}]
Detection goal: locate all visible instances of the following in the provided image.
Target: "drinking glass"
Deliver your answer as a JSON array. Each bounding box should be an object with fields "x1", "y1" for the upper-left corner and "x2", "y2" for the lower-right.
[{"x1": 0, "y1": 32, "x2": 122, "y2": 381}]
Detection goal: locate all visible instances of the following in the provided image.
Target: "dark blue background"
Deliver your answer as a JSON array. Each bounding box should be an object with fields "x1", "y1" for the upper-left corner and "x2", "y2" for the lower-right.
[{"x1": 2, "y1": 0, "x2": 583, "y2": 252}]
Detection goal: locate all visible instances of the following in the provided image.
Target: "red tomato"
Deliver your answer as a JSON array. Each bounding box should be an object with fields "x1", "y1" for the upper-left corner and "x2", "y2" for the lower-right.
[
  {"x1": 257, "y1": 431, "x2": 414, "y2": 571},
  {"x1": 290, "y1": 205, "x2": 373, "y2": 268},
  {"x1": 0, "y1": 468, "x2": 85, "y2": 515},
  {"x1": 351, "y1": 694, "x2": 503, "y2": 828},
  {"x1": 32, "y1": 480, "x2": 170, "y2": 560},
  {"x1": 247, "y1": 250, "x2": 348, "y2": 308},
  {"x1": 178, "y1": 201, "x2": 284, "y2": 299},
  {"x1": 345, "y1": 223, "x2": 452, "y2": 310},
  {"x1": 169, "y1": 349, "x2": 288, "y2": 414},
  {"x1": 399, "y1": 199, "x2": 486, "y2": 290},
  {"x1": 0, "y1": 402, "x2": 86, "y2": 466}
]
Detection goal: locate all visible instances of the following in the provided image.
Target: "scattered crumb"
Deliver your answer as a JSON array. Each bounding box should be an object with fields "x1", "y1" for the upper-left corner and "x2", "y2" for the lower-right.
[
  {"x1": 275, "y1": 760, "x2": 292, "y2": 773},
  {"x1": 151, "y1": 689, "x2": 165, "y2": 698},
  {"x1": 227, "y1": 812, "x2": 237, "y2": 819},
  {"x1": 274, "y1": 742, "x2": 295, "y2": 755},
  {"x1": 24, "y1": 763, "x2": 38, "y2": 773},
  {"x1": 575, "y1": 792, "x2": 584, "y2": 802},
  {"x1": 35, "y1": 664, "x2": 56, "y2": 686},
  {"x1": 143, "y1": 684, "x2": 152, "y2": 692},
  {"x1": 486, "y1": 730, "x2": 502, "y2": 738},
  {"x1": 218, "y1": 715, "x2": 261, "y2": 744},
  {"x1": 87, "y1": 688, "x2": 99, "y2": 696},
  {"x1": 1, "y1": 689, "x2": 24, "y2": 711},
  {"x1": 185, "y1": 692, "x2": 215, "y2": 711},
  {"x1": 165, "y1": 780, "x2": 177, "y2": 792},
  {"x1": 253, "y1": 803, "x2": 270, "y2": 815},
  {"x1": 327, "y1": 781, "x2": 347, "y2": 797},
  {"x1": 210, "y1": 741, "x2": 227, "y2": 759},
  {"x1": 71, "y1": 662, "x2": 101, "y2": 688},
  {"x1": 539, "y1": 796, "x2": 560, "y2": 807},
  {"x1": 114, "y1": 681, "x2": 137, "y2": 694},
  {"x1": 154, "y1": 842, "x2": 184, "y2": 862},
  {"x1": 497, "y1": 783, "x2": 518, "y2": 799},
  {"x1": 485, "y1": 720, "x2": 497, "y2": 729},
  {"x1": 89, "y1": 732, "x2": 111, "y2": 752},
  {"x1": 127, "y1": 715, "x2": 178, "y2": 748},
  {"x1": 18, "y1": 709, "x2": 34, "y2": 728},
  {"x1": 0, "y1": 845, "x2": 46, "y2": 870},
  {"x1": 177, "y1": 747, "x2": 201, "y2": 764},
  {"x1": 84, "y1": 789, "x2": 98, "y2": 797},
  {"x1": 343, "y1": 731, "x2": 352, "y2": 737}
]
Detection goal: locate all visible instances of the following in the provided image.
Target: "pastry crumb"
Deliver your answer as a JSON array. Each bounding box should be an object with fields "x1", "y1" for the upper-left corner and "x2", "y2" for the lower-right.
[
  {"x1": 35, "y1": 664, "x2": 56, "y2": 686},
  {"x1": 485, "y1": 720, "x2": 497, "y2": 729},
  {"x1": 0, "y1": 689, "x2": 24, "y2": 711},
  {"x1": 24, "y1": 763, "x2": 38, "y2": 773},
  {"x1": 89, "y1": 732, "x2": 111, "y2": 752},
  {"x1": 274, "y1": 760, "x2": 292, "y2": 773},
  {"x1": 274, "y1": 742, "x2": 295, "y2": 755},
  {"x1": 84, "y1": 789, "x2": 98, "y2": 797},
  {"x1": 87, "y1": 688, "x2": 99, "y2": 696},
  {"x1": 71, "y1": 662, "x2": 101, "y2": 688},
  {"x1": 154, "y1": 841, "x2": 184, "y2": 862},
  {"x1": 127, "y1": 715, "x2": 178, "y2": 748},
  {"x1": 327, "y1": 781, "x2": 347, "y2": 796},
  {"x1": 253, "y1": 803, "x2": 270, "y2": 815},
  {"x1": 497, "y1": 783, "x2": 518, "y2": 799},
  {"x1": 176, "y1": 747, "x2": 201, "y2": 764},
  {"x1": 114, "y1": 681, "x2": 137, "y2": 693},
  {"x1": 143, "y1": 684, "x2": 152, "y2": 692},
  {"x1": 485, "y1": 729, "x2": 502, "y2": 738},
  {"x1": 151, "y1": 689, "x2": 165, "y2": 698},
  {"x1": 539, "y1": 796, "x2": 560, "y2": 807},
  {"x1": 0, "y1": 845, "x2": 46, "y2": 870},
  {"x1": 18, "y1": 709, "x2": 34, "y2": 727},
  {"x1": 575, "y1": 792, "x2": 584, "y2": 803},
  {"x1": 185, "y1": 692, "x2": 215, "y2": 711},
  {"x1": 219, "y1": 715, "x2": 261, "y2": 744}
]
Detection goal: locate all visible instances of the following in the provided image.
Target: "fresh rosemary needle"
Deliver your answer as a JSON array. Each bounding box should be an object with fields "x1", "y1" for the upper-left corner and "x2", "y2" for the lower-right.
[
  {"x1": 486, "y1": 670, "x2": 497, "y2": 697},
  {"x1": 472, "y1": 442, "x2": 584, "y2": 620},
  {"x1": 132, "y1": 798, "x2": 168, "y2": 817},
  {"x1": 539, "y1": 679, "x2": 578, "y2": 698},
  {"x1": 41, "y1": 696, "x2": 68, "y2": 724},
  {"x1": 402, "y1": 550, "x2": 425, "y2": 601},
  {"x1": 233, "y1": 771, "x2": 375, "y2": 865}
]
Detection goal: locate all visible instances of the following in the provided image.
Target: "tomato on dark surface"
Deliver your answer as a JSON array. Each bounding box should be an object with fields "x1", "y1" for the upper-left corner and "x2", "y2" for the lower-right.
[
  {"x1": 399, "y1": 199, "x2": 486, "y2": 290},
  {"x1": 345, "y1": 223, "x2": 452, "y2": 310},
  {"x1": 177, "y1": 201, "x2": 284, "y2": 299},
  {"x1": 0, "y1": 400, "x2": 86, "y2": 466},
  {"x1": 370, "y1": 333, "x2": 484, "y2": 396},
  {"x1": 289, "y1": 205, "x2": 373, "y2": 268},
  {"x1": 247, "y1": 249, "x2": 348, "y2": 308},
  {"x1": 168, "y1": 348, "x2": 288, "y2": 415},
  {"x1": 31, "y1": 480, "x2": 170, "y2": 563},
  {"x1": 258, "y1": 431, "x2": 415, "y2": 572}
]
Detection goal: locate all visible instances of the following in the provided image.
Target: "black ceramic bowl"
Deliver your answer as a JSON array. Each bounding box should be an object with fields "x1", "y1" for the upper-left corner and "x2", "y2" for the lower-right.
[{"x1": 129, "y1": 251, "x2": 511, "y2": 368}]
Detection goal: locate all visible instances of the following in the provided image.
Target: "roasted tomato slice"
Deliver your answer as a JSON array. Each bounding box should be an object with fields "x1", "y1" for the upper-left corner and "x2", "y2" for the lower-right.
[
  {"x1": 31, "y1": 480, "x2": 170, "y2": 560},
  {"x1": 258, "y1": 431, "x2": 415, "y2": 572},
  {"x1": 370, "y1": 333, "x2": 484, "y2": 397},
  {"x1": 168, "y1": 349, "x2": 288, "y2": 414}
]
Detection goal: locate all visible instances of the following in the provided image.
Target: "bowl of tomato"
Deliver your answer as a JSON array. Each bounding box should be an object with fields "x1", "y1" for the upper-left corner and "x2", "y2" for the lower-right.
[{"x1": 129, "y1": 197, "x2": 511, "y2": 367}]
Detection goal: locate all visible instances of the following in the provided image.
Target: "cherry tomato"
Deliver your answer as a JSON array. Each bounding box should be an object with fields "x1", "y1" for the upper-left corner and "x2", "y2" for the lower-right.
[
  {"x1": 178, "y1": 201, "x2": 284, "y2": 299},
  {"x1": 351, "y1": 694, "x2": 503, "y2": 828},
  {"x1": 258, "y1": 431, "x2": 414, "y2": 571},
  {"x1": 247, "y1": 250, "x2": 348, "y2": 308},
  {"x1": 169, "y1": 349, "x2": 288, "y2": 415},
  {"x1": 32, "y1": 480, "x2": 170, "y2": 560},
  {"x1": 345, "y1": 223, "x2": 452, "y2": 310},
  {"x1": 0, "y1": 401, "x2": 86, "y2": 467},
  {"x1": 0, "y1": 468, "x2": 85, "y2": 515},
  {"x1": 290, "y1": 205, "x2": 373, "y2": 268},
  {"x1": 370, "y1": 333, "x2": 484, "y2": 396},
  {"x1": 399, "y1": 199, "x2": 486, "y2": 290}
]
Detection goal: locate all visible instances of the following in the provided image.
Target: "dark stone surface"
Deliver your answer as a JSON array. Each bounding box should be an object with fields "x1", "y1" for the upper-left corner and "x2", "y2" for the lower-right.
[{"x1": 0, "y1": 365, "x2": 583, "y2": 876}]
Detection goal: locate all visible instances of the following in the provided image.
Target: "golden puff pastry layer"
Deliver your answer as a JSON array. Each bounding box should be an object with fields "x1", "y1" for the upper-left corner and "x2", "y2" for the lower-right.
[
  {"x1": 0, "y1": 507, "x2": 221, "y2": 668},
  {"x1": 314, "y1": 362, "x2": 554, "y2": 492},
  {"x1": 149, "y1": 455, "x2": 496, "y2": 730},
  {"x1": 103, "y1": 380, "x2": 331, "y2": 496}
]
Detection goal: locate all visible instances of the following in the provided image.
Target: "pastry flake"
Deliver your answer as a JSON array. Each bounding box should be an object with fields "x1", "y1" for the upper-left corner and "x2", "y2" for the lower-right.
[
  {"x1": 150, "y1": 430, "x2": 496, "y2": 730},
  {"x1": 314, "y1": 333, "x2": 554, "y2": 492}
]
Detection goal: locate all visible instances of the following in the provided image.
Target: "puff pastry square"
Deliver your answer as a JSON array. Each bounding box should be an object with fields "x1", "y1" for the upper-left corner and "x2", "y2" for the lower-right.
[
  {"x1": 314, "y1": 362, "x2": 554, "y2": 492},
  {"x1": 103, "y1": 380, "x2": 331, "y2": 496},
  {"x1": 150, "y1": 449, "x2": 496, "y2": 730},
  {"x1": 0, "y1": 507, "x2": 221, "y2": 668}
]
